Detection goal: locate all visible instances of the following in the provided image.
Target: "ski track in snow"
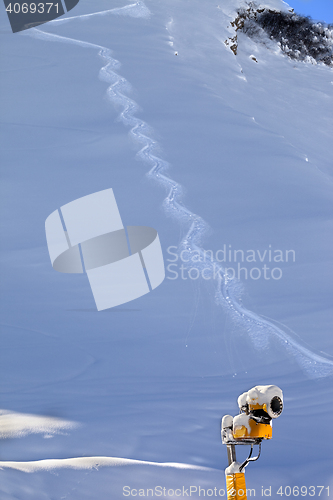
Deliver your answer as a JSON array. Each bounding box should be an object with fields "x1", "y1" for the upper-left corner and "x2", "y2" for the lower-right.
[
  {"x1": 22, "y1": 2, "x2": 333, "y2": 380},
  {"x1": 0, "y1": 456, "x2": 213, "y2": 473}
]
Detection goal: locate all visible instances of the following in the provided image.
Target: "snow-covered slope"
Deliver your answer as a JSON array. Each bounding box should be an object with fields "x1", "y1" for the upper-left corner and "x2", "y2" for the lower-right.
[{"x1": 0, "y1": 0, "x2": 332, "y2": 498}]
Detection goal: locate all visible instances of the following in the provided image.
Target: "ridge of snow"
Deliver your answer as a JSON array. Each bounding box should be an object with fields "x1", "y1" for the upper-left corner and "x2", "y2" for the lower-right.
[
  {"x1": 0, "y1": 456, "x2": 213, "y2": 473},
  {"x1": 0, "y1": 410, "x2": 78, "y2": 439}
]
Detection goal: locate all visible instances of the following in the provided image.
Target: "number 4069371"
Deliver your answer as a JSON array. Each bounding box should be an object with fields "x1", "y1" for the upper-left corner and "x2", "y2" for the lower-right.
[
  {"x1": 6, "y1": 3, "x2": 59, "y2": 14},
  {"x1": 277, "y1": 486, "x2": 330, "y2": 497}
]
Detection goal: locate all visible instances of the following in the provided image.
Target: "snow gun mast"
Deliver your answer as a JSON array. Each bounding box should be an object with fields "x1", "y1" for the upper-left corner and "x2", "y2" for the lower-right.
[{"x1": 221, "y1": 385, "x2": 283, "y2": 500}]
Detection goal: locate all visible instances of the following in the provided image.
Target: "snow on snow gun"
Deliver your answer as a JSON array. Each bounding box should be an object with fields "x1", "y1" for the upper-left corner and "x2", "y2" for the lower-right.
[{"x1": 221, "y1": 385, "x2": 283, "y2": 500}]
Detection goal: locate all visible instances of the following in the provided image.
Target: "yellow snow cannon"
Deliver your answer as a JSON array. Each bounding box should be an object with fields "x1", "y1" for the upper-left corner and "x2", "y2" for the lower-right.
[
  {"x1": 233, "y1": 385, "x2": 283, "y2": 441},
  {"x1": 221, "y1": 385, "x2": 283, "y2": 500}
]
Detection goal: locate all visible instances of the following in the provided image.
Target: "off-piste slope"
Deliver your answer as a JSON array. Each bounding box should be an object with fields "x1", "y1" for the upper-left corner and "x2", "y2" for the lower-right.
[{"x1": 0, "y1": 0, "x2": 332, "y2": 498}]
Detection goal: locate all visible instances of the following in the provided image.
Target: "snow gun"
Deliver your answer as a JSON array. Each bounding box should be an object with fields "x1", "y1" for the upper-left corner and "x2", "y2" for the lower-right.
[{"x1": 221, "y1": 385, "x2": 283, "y2": 500}]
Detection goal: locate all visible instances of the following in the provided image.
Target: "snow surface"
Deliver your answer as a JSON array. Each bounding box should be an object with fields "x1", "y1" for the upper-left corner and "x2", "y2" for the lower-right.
[
  {"x1": 0, "y1": 410, "x2": 78, "y2": 439},
  {"x1": 0, "y1": 0, "x2": 333, "y2": 498}
]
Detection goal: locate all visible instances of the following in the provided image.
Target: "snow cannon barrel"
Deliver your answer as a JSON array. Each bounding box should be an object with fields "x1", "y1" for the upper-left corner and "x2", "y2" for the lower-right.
[
  {"x1": 233, "y1": 385, "x2": 283, "y2": 441},
  {"x1": 238, "y1": 385, "x2": 283, "y2": 419}
]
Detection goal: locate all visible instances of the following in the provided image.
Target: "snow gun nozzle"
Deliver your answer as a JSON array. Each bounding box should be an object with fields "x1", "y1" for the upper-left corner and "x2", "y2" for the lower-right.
[{"x1": 221, "y1": 385, "x2": 283, "y2": 444}]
